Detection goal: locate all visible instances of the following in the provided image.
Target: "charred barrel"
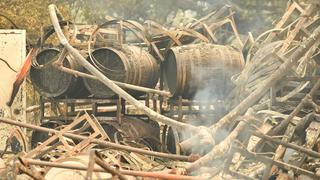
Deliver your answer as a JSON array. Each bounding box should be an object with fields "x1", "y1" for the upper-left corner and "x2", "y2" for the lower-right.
[
  {"x1": 84, "y1": 45, "x2": 159, "y2": 98},
  {"x1": 164, "y1": 43, "x2": 244, "y2": 99},
  {"x1": 30, "y1": 48, "x2": 88, "y2": 98}
]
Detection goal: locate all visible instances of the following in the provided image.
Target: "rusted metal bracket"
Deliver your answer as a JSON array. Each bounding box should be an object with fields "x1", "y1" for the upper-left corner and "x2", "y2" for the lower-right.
[
  {"x1": 0, "y1": 117, "x2": 194, "y2": 161},
  {"x1": 23, "y1": 112, "x2": 109, "y2": 159}
]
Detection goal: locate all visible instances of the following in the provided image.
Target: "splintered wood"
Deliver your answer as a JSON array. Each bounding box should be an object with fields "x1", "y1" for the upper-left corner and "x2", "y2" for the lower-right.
[
  {"x1": 217, "y1": 3, "x2": 320, "y2": 179},
  {"x1": 0, "y1": 2, "x2": 319, "y2": 180}
]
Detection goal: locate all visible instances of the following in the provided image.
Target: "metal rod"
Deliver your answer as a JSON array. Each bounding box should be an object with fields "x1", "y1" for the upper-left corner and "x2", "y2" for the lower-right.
[
  {"x1": 250, "y1": 130, "x2": 320, "y2": 158},
  {"x1": 93, "y1": 156, "x2": 128, "y2": 180},
  {"x1": 270, "y1": 78, "x2": 320, "y2": 135},
  {"x1": 55, "y1": 64, "x2": 171, "y2": 97},
  {"x1": 15, "y1": 163, "x2": 44, "y2": 180},
  {"x1": 22, "y1": 158, "x2": 201, "y2": 180},
  {"x1": 0, "y1": 117, "x2": 192, "y2": 161},
  {"x1": 232, "y1": 146, "x2": 319, "y2": 178}
]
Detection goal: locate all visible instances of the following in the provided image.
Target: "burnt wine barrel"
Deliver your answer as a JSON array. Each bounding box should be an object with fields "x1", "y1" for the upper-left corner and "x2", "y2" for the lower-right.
[
  {"x1": 30, "y1": 48, "x2": 88, "y2": 98},
  {"x1": 164, "y1": 43, "x2": 244, "y2": 99},
  {"x1": 84, "y1": 45, "x2": 159, "y2": 98}
]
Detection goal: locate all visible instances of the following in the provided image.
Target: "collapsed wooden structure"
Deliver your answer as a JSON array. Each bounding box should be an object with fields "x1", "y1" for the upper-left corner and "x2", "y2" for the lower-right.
[{"x1": 0, "y1": 2, "x2": 320, "y2": 179}]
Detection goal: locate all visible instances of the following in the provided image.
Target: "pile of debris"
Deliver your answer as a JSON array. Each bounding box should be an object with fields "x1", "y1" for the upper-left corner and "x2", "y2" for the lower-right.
[{"x1": 0, "y1": 2, "x2": 320, "y2": 179}]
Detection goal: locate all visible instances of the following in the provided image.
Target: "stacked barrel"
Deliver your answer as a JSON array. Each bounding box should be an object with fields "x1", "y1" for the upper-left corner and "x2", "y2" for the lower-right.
[
  {"x1": 30, "y1": 46, "x2": 160, "y2": 99},
  {"x1": 164, "y1": 43, "x2": 244, "y2": 99},
  {"x1": 30, "y1": 44, "x2": 244, "y2": 99},
  {"x1": 30, "y1": 23, "x2": 244, "y2": 101}
]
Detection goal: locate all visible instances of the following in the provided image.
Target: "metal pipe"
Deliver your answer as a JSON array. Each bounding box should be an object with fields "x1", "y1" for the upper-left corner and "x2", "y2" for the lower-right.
[
  {"x1": 55, "y1": 64, "x2": 171, "y2": 97},
  {"x1": 93, "y1": 156, "x2": 128, "y2": 180},
  {"x1": 22, "y1": 158, "x2": 201, "y2": 180},
  {"x1": 251, "y1": 130, "x2": 320, "y2": 158},
  {"x1": 0, "y1": 117, "x2": 192, "y2": 161},
  {"x1": 232, "y1": 146, "x2": 319, "y2": 178}
]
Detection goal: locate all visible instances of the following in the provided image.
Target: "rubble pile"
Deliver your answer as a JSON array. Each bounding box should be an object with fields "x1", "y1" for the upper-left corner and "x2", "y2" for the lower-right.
[{"x1": 0, "y1": 2, "x2": 320, "y2": 179}]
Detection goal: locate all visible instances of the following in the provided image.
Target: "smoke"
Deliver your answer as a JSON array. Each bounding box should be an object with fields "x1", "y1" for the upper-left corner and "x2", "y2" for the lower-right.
[
  {"x1": 175, "y1": 55, "x2": 239, "y2": 156},
  {"x1": 191, "y1": 60, "x2": 235, "y2": 122}
]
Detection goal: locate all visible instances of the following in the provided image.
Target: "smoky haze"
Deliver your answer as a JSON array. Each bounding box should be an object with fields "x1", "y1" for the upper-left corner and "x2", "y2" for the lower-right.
[{"x1": 69, "y1": 0, "x2": 288, "y2": 35}]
